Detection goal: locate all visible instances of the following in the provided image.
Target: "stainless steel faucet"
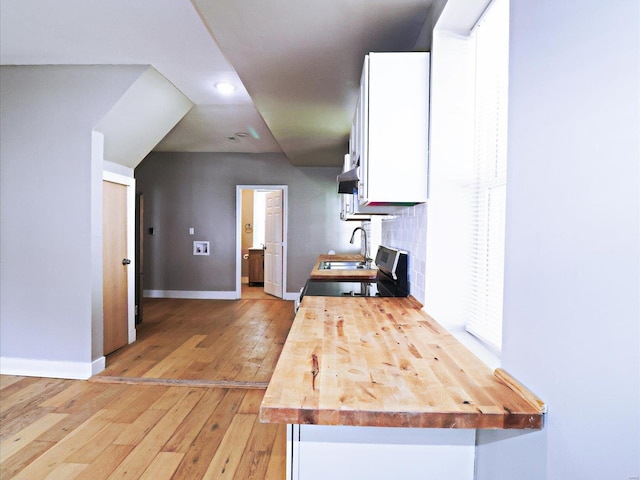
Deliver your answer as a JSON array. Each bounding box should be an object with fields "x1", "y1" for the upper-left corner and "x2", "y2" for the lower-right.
[{"x1": 350, "y1": 226, "x2": 370, "y2": 266}]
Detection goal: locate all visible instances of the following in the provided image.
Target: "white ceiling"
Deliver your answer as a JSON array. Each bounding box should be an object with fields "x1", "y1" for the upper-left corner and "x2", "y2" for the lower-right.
[{"x1": 0, "y1": 0, "x2": 432, "y2": 167}]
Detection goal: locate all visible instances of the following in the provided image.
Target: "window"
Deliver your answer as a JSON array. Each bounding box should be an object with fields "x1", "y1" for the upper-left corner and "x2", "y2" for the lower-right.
[{"x1": 466, "y1": 0, "x2": 509, "y2": 352}]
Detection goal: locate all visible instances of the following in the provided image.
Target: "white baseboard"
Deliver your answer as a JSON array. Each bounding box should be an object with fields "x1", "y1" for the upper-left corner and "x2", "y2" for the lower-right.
[
  {"x1": 144, "y1": 290, "x2": 238, "y2": 300},
  {"x1": 92, "y1": 356, "x2": 106, "y2": 376},
  {"x1": 0, "y1": 356, "x2": 105, "y2": 380},
  {"x1": 283, "y1": 291, "x2": 301, "y2": 301}
]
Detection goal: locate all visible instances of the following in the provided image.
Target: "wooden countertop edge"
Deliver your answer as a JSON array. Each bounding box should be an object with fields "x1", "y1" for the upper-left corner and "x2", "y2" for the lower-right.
[
  {"x1": 259, "y1": 406, "x2": 544, "y2": 429},
  {"x1": 494, "y1": 368, "x2": 547, "y2": 414},
  {"x1": 308, "y1": 272, "x2": 378, "y2": 281}
]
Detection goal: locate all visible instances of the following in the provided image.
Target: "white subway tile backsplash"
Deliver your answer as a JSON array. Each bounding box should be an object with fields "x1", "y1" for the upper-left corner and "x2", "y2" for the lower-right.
[{"x1": 381, "y1": 203, "x2": 428, "y2": 304}]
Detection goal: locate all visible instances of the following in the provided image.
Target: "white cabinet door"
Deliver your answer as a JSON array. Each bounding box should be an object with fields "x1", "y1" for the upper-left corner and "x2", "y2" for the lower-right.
[
  {"x1": 358, "y1": 52, "x2": 430, "y2": 206},
  {"x1": 291, "y1": 424, "x2": 476, "y2": 480},
  {"x1": 340, "y1": 153, "x2": 403, "y2": 220}
]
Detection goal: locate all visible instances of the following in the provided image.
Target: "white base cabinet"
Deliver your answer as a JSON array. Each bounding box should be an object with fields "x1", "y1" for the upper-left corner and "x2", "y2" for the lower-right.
[{"x1": 287, "y1": 424, "x2": 476, "y2": 480}]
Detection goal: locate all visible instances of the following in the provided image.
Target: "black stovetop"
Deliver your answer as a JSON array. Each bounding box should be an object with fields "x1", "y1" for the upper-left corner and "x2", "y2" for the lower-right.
[
  {"x1": 302, "y1": 246, "x2": 410, "y2": 299},
  {"x1": 302, "y1": 280, "x2": 380, "y2": 298}
]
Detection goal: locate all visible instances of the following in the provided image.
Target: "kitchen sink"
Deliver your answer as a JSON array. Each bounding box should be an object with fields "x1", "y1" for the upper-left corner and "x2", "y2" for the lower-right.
[{"x1": 318, "y1": 260, "x2": 370, "y2": 270}]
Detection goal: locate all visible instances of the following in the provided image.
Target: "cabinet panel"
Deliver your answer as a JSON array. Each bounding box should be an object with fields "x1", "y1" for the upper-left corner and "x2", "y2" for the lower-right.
[
  {"x1": 340, "y1": 154, "x2": 403, "y2": 220},
  {"x1": 248, "y1": 248, "x2": 264, "y2": 285},
  {"x1": 291, "y1": 424, "x2": 475, "y2": 480},
  {"x1": 357, "y1": 52, "x2": 430, "y2": 206}
]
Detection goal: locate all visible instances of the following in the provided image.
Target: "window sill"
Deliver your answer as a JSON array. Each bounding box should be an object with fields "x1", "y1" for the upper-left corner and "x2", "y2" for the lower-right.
[{"x1": 428, "y1": 319, "x2": 501, "y2": 371}]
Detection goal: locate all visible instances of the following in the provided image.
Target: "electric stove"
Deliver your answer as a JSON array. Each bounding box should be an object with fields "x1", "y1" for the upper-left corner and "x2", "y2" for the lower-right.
[{"x1": 301, "y1": 246, "x2": 409, "y2": 299}]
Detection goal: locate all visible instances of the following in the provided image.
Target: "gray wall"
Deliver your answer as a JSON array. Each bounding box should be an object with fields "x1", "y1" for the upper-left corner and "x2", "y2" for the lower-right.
[
  {"x1": 0, "y1": 65, "x2": 145, "y2": 367},
  {"x1": 135, "y1": 151, "x2": 358, "y2": 295},
  {"x1": 475, "y1": 1, "x2": 640, "y2": 479}
]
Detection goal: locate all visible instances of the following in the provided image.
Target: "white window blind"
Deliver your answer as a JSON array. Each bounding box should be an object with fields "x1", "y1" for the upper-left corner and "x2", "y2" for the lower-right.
[{"x1": 466, "y1": 0, "x2": 509, "y2": 352}]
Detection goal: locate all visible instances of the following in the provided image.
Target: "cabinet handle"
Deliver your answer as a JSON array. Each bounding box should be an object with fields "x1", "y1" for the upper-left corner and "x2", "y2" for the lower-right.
[{"x1": 122, "y1": 258, "x2": 132, "y2": 265}]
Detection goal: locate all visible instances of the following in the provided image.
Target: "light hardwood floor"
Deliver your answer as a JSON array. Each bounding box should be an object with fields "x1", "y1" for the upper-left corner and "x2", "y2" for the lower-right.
[
  {"x1": 241, "y1": 284, "x2": 273, "y2": 300},
  {"x1": 0, "y1": 297, "x2": 294, "y2": 479},
  {"x1": 97, "y1": 297, "x2": 293, "y2": 385}
]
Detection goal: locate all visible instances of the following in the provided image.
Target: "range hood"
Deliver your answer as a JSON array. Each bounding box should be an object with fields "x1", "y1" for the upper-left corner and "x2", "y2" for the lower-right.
[{"x1": 337, "y1": 167, "x2": 359, "y2": 194}]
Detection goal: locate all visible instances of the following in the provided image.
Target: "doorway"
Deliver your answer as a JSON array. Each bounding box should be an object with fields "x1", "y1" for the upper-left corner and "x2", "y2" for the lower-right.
[{"x1": 236, "y1": 186, "x2": 288, "y2": 299}]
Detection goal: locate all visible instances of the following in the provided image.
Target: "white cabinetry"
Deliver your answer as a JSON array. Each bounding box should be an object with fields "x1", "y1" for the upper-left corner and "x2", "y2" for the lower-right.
[
  {"x1": 288, "y1": 424, "x2": 475, "y2": 480},
  {"x1": 340, "y1": 189, "x2": 369, "y2": 220},
  {"x1": 352, "y1": 52, "x2": 430, "y2": 206},
  {"x1": 340, "y1": 154, "x2": 403, "y2": 220}
]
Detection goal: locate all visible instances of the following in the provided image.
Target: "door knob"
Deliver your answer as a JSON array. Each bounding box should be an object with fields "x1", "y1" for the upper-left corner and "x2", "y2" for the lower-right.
[{"x1": 122, "y1": 258, "x2": 131, "y2": 265}]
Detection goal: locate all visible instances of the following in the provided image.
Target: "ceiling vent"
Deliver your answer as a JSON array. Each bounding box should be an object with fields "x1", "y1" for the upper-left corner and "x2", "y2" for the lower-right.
[{"x1": 226, "y1": 132, "x2": 249, "y2": 143}]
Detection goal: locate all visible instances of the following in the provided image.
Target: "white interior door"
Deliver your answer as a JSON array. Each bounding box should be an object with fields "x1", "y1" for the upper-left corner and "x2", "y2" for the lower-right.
[{"x1": 264, "y1": 190, "x2": 283, "y2": 298}]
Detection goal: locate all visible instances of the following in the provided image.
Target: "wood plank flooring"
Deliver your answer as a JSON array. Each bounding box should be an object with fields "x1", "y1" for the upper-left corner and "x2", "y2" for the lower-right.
[
  {"x1": 97, "y1": 297, "x2": 293, "y2": 385},
  {"x1": 241, "y1": 284, "x2": 274, "y2": 300},
  {"x1": 1, "y1": 296, "x2": 294, "y2": 479}
]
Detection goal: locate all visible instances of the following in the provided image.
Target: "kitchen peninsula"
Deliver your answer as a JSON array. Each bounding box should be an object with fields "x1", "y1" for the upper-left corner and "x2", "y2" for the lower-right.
[{"x1": 260, "y1": 260, "x2": 544, "y2": 480}]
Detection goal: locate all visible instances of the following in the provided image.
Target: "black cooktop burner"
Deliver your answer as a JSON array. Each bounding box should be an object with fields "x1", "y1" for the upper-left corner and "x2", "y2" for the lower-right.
[{"x1": 302, "y1": 280, "x2": 379, "y2": 298}]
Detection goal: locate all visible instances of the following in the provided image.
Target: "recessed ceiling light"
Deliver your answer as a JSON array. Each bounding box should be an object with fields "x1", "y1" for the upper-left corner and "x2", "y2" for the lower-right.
[{"x1": 215, "y1": 82, "x2": 236, "y2": 94}]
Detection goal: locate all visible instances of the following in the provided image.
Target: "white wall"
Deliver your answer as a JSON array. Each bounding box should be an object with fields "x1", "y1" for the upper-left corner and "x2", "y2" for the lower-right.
[
  {"x1": 135, "y1": 151, "x2": 357, "y2": 296},
  {"x1": 0, "y1": 65, "x2": 145, "y2": 378},
  {"x1": 95, "y1": 66, "x2": 193, "y2": 168},
  {"x1": 475, "y1": 1, "x2": 640, "y2": 479},
  {"x1": 422, "y1": 26, "x2": 500, "y2": 368},
  {"x1": 423, "y1": 30, "x2": 476, "y2": 323}
]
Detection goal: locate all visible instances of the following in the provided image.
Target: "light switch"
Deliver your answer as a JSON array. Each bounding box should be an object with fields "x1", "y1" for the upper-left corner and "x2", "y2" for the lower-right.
[{"x1": 189, "y1": 227, "x2": 194, "y2": 235}]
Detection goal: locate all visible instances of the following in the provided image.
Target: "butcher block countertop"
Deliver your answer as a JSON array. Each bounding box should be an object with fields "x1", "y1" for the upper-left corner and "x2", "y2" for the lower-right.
[
  {"x1": 309, "y1": 254, "x2": 378, "y2": 281},
  {"x1": 260, "y1": 296, "x2": 545, "y2": 429}
]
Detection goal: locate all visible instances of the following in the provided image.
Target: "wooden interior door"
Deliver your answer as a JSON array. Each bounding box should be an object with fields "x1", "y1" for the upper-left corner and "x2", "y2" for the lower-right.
[
  {"x1": 103, "y1": 180, "x2": 129, "y2": 355},
  {"x1": 264, "y1": 190, "x2": 283, "y2": 298}
]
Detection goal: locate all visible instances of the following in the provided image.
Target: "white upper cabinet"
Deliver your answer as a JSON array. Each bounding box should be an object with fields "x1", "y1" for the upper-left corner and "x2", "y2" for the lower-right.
[
  {"x1": 340, "y1": 154, "x2": 404, "y2": 220},
  {"x1": 353, "y1": 52, "x2": 430, "y2": 206}
]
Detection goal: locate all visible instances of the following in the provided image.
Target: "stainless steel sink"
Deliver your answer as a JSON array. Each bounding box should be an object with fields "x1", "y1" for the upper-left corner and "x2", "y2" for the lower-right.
[{"x1": 318, "y1": 260, "x2": 370, "y2": 270}]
